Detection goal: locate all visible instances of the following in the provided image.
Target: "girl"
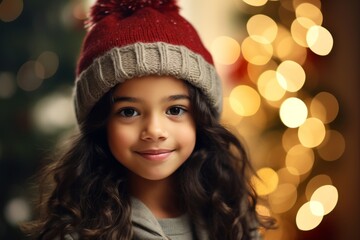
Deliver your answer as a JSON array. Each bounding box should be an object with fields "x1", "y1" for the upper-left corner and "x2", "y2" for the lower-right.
[{"x1": 23, "y1": 0, "x2": 274, "y2": 239}]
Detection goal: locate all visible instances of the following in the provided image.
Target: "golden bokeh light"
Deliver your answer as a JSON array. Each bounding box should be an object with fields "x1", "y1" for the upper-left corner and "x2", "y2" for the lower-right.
[
  {"x1": 273, "y1": 26, "x2": 307, "y2": 64},
  {"x1": 234, "y1": 111, "x2": 269, "y2": 149},
  {"x1": 309, "y1": 97, "x2": 326, "y2": 122},
  {"x1": 242, "y1": 131, "x2": 282, "y2": 169},
  {"x1": 34, "y1": 62, "x2": 46, "y2": 80},
  {"x1": 249, "y1": 130, "x2": 285, "y2": 167},
  {"x1": 37, "y1": 51, "x2": 59, "y2": 79},
  {"x1": 317, "y1": 130, "x2": 346, "y2": 161},
  {"x1": 242, "y1": 0, "x2": 268, "y2": 7},
  {"x1": 251, "y1": 167, "x2": 279, "y2": 196},
  {"x1": 17, "y1": 61, "x2": 44, "y2": 92},
  {"x1": 0, "y1": 0, "x2": 23, "y2": 22},
  {"x1": 276, "y1": 60, "x2": 306, "y2": 92},
  {"x1": 85, "y1": 0, "x2": 97, "y2": 10},
  {"x1": 305, "y1": 174, "x2": 332, "y2": 200},
  {"x1": 307, "y1": 25, "x2": 334, "y2": 56},
  {"x1": 309, "y1": 200, "x2": 325, "y2": 216},
  {"x1": 291, "y1": 17, "x2": 316, "y2": 47},
  {"x1": 247, "y1": 14, "x2": 278, "y2": 43},
  {"x1": 264, "y1": 98, "x2": 285, "y2": 109},
  {"x1": 295, "y1": 3, "x2": 323, "y2": 26},
  {"x1": 311, "y1": 185, "x2": 338, "y2": 215},
  {"x1": 247, "y1": 60, "x2": 278, "y2": 84},
  {"x1": 293, "y1": 0, "x2": 322, "y2": 10},
  {"x1": 211, "y1": 36, "x2": 241, "y2": 65},
  {"x1": 311, "y1": 92, "x2": 339, "y2": 123},
  {"x1": 280, "y1": 97, "x2": 308, "y2": 128},
  {"x1": 229, "y1": 85, "x2": 261, "y2": 116},
  {"x1": 221, "y1": 97, "x2": 243, "y2": 126},
  {"x1": 282, "y1": 127, "x2": 300, "y2": 151},
  {"x1": 257, "y1": 70, "x2": 286, "y2": 102},
  {"x1": 0, "y1": 72, "x2": 16, "y2": 99},
  {"x1": 286, "y1": 144, "x2": 314, "y2": 175},
  {"x1": 296, "y1": 201, "x2": 323, "y2": 231},
  {"x1": 228, "y1": 0, "x2": 338, "y2": 235},
  {"x1": 241, "y1": 36, "x2": 273, "y2": 65},
  {"x1": 32, "y1": 91, "x2": 76, "y2": 134},
  {"x1": 264, "y1": 219, "x2": 297, "y2": 240},
  {"x1": 72, "y1": 1, "x2": 88, "y2": 20},
  {"x1": 277, "y1": 167, "x2": 300, "y2": 186},
  {"x1": 269, "y1": 183, "x2": 298, "y2": 213},
  {"x1": 237, "y1": 107, "x2": 269, "y2": 137},
  {"x1": 298, "y1": 117, "x2": 326, "y2": 148}
]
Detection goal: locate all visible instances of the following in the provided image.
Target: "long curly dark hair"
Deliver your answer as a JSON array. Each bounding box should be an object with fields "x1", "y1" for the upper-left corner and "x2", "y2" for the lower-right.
[{"x1": 22, "y1": 82, "x2": 274, "y2": 239}]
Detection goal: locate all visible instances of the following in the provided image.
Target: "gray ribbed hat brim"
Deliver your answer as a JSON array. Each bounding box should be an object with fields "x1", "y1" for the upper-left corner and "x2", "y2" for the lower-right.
[{"x1": 74, "y1": 42, "x2": 222, "y2": 123}]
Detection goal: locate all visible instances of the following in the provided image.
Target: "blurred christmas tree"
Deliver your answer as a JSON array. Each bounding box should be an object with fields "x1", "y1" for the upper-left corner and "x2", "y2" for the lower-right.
[{"x1": 0, "y1": 0, "x2": 85, "y2": 238}]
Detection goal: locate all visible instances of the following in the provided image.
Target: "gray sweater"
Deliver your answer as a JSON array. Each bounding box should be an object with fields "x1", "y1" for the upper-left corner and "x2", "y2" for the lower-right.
[
  {"x1": 60, "y1": 198, "x2": 262, "y2": 239},
  {"x1": 131, "y1": 197, "x2": 208, "y2": 240},
  {"x1": 60, "y1": 198, "x2": 208, "y2": 240}
]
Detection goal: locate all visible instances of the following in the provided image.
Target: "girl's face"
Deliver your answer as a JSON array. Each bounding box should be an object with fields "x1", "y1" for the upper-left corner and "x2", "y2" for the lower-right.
[{"x1": 107, "y1": 75, "x2": 196, "y2": 181}]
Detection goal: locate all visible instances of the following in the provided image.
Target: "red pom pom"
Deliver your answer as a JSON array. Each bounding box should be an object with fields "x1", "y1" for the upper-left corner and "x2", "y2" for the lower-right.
[{"x1": 87, "y1": 0, "x2": 179, "y2": 28}]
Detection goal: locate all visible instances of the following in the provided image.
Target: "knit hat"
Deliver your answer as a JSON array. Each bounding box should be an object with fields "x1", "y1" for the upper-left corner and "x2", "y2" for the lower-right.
[{"x1": 74, "y1": 0, "x2": 222, "y2": 124}]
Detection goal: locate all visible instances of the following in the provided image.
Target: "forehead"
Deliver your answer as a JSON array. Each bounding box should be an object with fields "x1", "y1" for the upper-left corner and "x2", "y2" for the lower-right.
[{"x1": 112, "y1": 75, "x2": 189, "y2": 97}]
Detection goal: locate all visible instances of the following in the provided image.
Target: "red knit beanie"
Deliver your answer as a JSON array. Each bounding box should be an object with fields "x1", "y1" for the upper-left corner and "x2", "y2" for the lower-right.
[{"x1": 74, "y1": 0, "x2": 222, "y2": 123}]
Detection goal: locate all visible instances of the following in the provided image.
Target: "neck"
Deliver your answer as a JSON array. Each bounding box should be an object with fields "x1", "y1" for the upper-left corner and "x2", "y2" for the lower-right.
[{"x1": 129, "y1": 173, "x2": 184, "y2": 219}]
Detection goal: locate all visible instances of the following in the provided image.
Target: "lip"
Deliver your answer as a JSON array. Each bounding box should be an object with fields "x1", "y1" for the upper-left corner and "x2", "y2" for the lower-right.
[{"x1": 135, "y1": 149, "x2": 174, "y2": 161}]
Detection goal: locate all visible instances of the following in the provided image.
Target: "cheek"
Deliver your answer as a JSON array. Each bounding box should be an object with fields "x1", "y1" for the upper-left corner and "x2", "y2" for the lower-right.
[
  {"x1": 107, "y1": 124, "x2": 136, "y2": 155},
  {"x1": 175, "y1": 123, "x2": 196, "y2": 152}
]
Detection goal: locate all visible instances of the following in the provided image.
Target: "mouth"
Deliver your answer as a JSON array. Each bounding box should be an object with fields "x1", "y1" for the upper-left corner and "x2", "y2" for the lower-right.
[{"x1": 135, "y1": 149, "x2": 174, "y2": 161}]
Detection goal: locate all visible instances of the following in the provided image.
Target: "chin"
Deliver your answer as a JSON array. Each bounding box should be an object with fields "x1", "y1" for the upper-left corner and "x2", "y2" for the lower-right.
[{"x1": 137, "y1": 171, "x2": 176, "y2": 181}]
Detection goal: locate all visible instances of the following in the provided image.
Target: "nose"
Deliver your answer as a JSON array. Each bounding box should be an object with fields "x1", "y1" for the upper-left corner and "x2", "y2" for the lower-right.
[{"x1": 140, "y1": 114, "x2": 168, "y2": 142}]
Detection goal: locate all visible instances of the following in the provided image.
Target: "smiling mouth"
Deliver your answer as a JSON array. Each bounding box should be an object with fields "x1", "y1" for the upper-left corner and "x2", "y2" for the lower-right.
[{"x1": 135, "y1": 149, "x2": 174, "y2": 161}]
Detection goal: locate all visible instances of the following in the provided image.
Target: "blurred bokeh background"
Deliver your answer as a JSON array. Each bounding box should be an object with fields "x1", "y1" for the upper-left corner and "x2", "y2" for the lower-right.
[{"x1": 0, "y1": 0, "x2": 358, "y2": 239}]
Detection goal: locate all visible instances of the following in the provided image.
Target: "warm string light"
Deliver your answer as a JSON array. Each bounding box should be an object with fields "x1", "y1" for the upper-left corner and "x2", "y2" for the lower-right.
[
  {"x1": 0, "y1": 51, "x2": 59, "y2": 99},
  {"x1": 211, "y1": 0, "x2": 341, "y2": 237},
  {"x1": 0, "y1": 0, "x2": 23, "y2": 22},
  {"x1": 15, "y1": 51, "x2": 59, "y2": 93}
]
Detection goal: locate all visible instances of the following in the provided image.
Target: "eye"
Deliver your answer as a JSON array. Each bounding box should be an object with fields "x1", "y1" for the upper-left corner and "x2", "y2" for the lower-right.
[
  {"x1": 117, "y1": 108, "x2": 139, "y2": 118},
  {"x1": 166, "y1": 106, "x2": 186, "y2": 116}
]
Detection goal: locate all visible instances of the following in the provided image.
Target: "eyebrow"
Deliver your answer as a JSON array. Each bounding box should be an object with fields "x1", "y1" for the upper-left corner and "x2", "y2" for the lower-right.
[
  {"x1": 112, "y1": 94, "x2": 190, "y2": 103},
  {"x1": 167, "y1": 94, "x2": 190, "y2": 101},
  {"x1": 112, "y1": 96, "x2": 139, "y2": 103}
]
